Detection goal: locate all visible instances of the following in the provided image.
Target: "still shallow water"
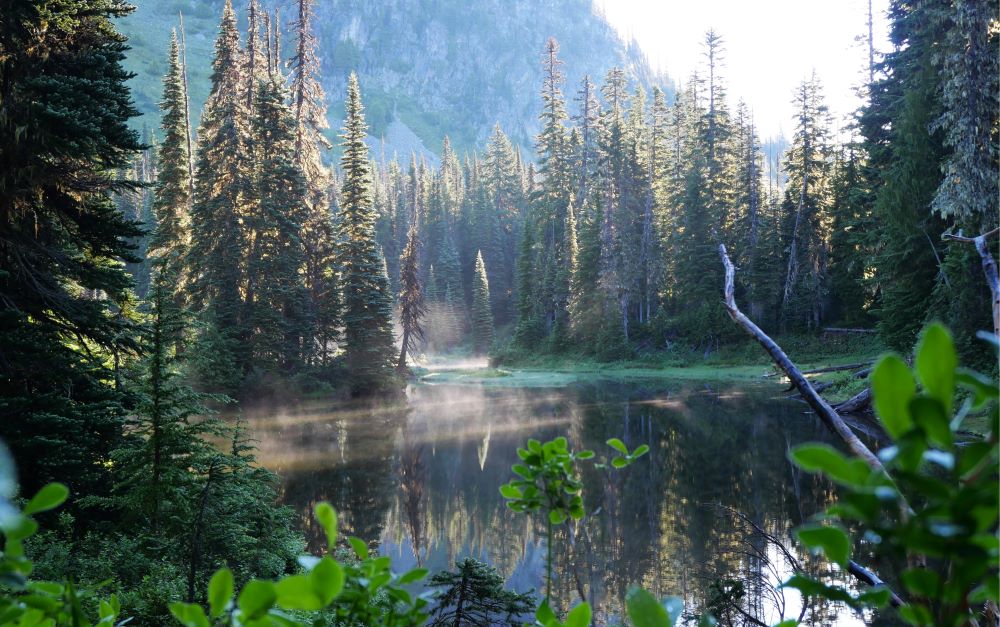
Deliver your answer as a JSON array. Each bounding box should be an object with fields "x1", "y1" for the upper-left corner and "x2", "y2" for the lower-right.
[{"x1": 241, "y1": 376, "x2": 871, "y2": 625}]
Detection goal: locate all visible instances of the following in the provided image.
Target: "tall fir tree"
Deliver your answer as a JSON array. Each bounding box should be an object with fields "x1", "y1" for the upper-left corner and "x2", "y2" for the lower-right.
[
  {"x1": 397, "y1": 224, "x2": 426, "y2": 371},
  {"x1": 188, "y1": 0, "x2": 250, "y2": 392},
  {"x1": 290, "y1": 0, "x2": 339, "y2": 365},
  {"x1": 149, "y1": 32, "x2": 193, "y2": 318},
  {"x1": 0, "y1": 0, "x2": 143, "y2": 496},
  {"x1": 337, "y1": 74, "x2": 397, "y2": 394},
  {"x1": 471, "y1": 250, "x2": 495, "y2": 353}
]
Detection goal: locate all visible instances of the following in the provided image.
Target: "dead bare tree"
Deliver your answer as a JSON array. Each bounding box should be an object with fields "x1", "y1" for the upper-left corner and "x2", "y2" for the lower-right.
[{"x1": 942, "y1": 227, "x2": 1000, "y2": 341}]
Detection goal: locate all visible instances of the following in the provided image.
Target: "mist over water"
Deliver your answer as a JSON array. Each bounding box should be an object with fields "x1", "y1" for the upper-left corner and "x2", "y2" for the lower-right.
[{"x1": 240, "y1": 378, "x2": 870, "y2": 625}]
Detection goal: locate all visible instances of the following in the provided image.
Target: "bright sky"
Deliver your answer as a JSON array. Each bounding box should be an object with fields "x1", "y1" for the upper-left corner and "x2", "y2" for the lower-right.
[{"x1": 596, "y1": 0, "x2": 891, "y2": 139}]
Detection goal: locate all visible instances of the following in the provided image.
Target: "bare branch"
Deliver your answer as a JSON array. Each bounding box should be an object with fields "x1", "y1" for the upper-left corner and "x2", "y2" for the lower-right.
[{"x1": 942, "y1": 228, "x2": 999, "y2": 340}]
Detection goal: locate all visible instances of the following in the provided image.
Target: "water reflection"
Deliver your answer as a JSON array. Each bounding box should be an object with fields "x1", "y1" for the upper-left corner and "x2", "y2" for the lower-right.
[{"x1": 241, "y1": 379, "x2": 869, "y2": 625}]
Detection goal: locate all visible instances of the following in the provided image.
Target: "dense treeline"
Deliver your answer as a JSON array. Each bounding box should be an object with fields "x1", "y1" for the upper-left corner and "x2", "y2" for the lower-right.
[{"x1": 0, "y1": 0, "x2": 996, "y2": 622}]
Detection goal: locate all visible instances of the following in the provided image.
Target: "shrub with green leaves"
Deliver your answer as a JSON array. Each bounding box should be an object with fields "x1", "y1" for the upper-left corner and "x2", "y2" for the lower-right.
[
  {"x1": 0, "y1": 442, "x2": 124, "y2": 627},
  {"x1": 785, "y1": 324, "x2": 998, "y2": 626}
]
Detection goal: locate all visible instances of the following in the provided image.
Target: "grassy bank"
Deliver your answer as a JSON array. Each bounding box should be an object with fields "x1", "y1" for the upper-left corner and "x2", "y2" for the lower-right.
[{"x1": 416, "y1": 333, "x2": 886, "y2": 391}]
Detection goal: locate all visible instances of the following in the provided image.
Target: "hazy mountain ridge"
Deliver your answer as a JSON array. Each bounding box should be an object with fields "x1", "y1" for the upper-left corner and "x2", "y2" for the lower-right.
[{"x1": 119, "y1": 0, "x2": 673, "y2": 158}]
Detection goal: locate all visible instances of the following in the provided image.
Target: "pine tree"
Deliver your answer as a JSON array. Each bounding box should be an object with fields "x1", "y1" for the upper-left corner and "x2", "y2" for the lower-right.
[
  {"x1": 337, "y1": 74, "x2": 397, "y2": 394},
  {"x1": 246, "y1": 73, "x2": 311, "y2": 371},
  {"x1": 290, "y1": 0, "x2": 339, "y2": 365},
  {"x1": 428, "y1": 559, "x2": 536, "y2": 627},
  {"x1": 779, "y1": 74, "x2": 834, "y2": 330},
  {"x1": 0, "y1": 0, "x2": 143, "y2": 496},
  {"x1": 397, "y1": 224, "x2": 425, "y2": 371},
  {"x1": 188, "y1": 0, "x2": 250, "y2": 391},
  {"x1": 148, "y1": 32, "x2": 193, "y2": 324},
  {"x1": 471, "y1": 250, "x2": 495, "y2": 353}
]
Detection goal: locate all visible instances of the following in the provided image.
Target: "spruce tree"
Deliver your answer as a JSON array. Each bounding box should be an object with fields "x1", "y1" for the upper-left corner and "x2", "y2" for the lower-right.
[
  {"x1": 149, "y1": 32, "x2": 193, "y2": 317},
  {"x1": 471, "y1": 250, "x2": 495, "y2": 354},
  {"x1": 397, "y1": 224, "x2": 426, "y2": 371},
  {"x1": 290, "y1": 0, "x2": 339, "y2": 364},
  {"x1": 246, "y1": 74, "x2": 311, "y2": 371},
  {"x1": 0, "y1": 0, "x2": 143, "y2": 495},
  {"x1": 337, "y1": 74, "x2": 397, "y2": 394},
  {"x1": 188, "y1": 0, "x2": 249, "y2": 391}
]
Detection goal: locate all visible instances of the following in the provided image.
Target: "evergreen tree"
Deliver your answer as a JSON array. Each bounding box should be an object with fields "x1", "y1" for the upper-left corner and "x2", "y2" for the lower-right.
[
  {"x1": 397, "y1": 224, "x2": 426, "y2": 371},
  {"x1": 188, "y1": 0, "x2": 250, "y2": 391},
  {"x1": 779, "y1": 74, "x2": 834, "y2": 330},
  {"x1": 0, "y1": 0, "x2": 143, "y2": 496},
  {"x1": 337, "y1": 74, "x2": 397, "y2": 394},
  {"x1": 246, "y1": 74, "x2": 311, "y2": 371},
  {"x1": 471, "y1": 250, "x2": 495, "y2": 354},
  {"x1": 148, "y1": 32, "x2": 193, "y2": 307},
  {"x1": 290, "y1": 0, "x2": 339, "y2": 365},
  {"x1": 428, "y1": 558, "x2": 536, "y2": 627}
]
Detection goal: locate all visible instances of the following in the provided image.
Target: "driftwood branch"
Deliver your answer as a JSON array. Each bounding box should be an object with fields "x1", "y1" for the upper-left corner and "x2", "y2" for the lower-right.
[
  {"x1": 943, "y1": 228, "x2": 1000, "y2": 339},
  {"x1": 719, "y1": 245, "x2": 886, "y2": 472}
]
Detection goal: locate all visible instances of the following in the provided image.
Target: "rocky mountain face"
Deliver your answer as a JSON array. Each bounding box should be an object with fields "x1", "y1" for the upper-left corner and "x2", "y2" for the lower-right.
[{"x1": 119, "y1": 0, "x2": 672, "y2": 159}]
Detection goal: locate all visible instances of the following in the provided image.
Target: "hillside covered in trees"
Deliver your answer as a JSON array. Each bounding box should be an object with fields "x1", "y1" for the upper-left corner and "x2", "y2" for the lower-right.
[{"x1": 0, "y1": 0, "x2": 997, "y2": 624}]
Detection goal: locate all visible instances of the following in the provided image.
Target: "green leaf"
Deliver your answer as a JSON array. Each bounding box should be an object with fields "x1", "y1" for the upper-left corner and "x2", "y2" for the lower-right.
[
  {"x1": 397, "y1": 567, "x2": 428, "y2": 585},
  {"x1": 908, "y1": 396, "x2": 952, "y2": 448},
  {"x1": 208, "y1": 568, "x2": 233, "y2": 618},
  {"x1": 781, "y1": 575, "x2": 854, "y2": 604},
  {"x1": 169, "y1": 602, "x2": 210, "y2": 627},
  {"x1": 310, "y1": 557, "x2": 345, "y2": 604},
  {"x1": 632, "y1": 444, "x2": 650, "y2": 458},
  {"x1": 348, "y1": 537, "x2": 369, "y2": 560},
  {"x1": 575, "y1": 450, "x2": 595, "y2": 460},
  {"x1": 499, "y1": 484, "x2": 522, "y2": 499},
  {"x1": 915, "y1": 324, "x2": 957, "y2": 415},
  {"x1": 901, "y1": 568, "x2": 941, "y2": 598},
  {"x1": 956, "y1": 370, "x2": 998, "y2": 408},
  {"x1": 23, "y1": 483, "x2": 68, "y2": 516},
  {"x1": 626, "y1": 587, "x2": 678, "y2": 627},
  {"x1": 275, "y1": 575, "x2": 323, "y2": 610},
  {"x1": 314, "y1": 502, "x2": 338, "y2": 549},
  {"x1": 564, "y1": 602, "x2": 591, "y2": 627},
  {"x1": 237, "y1": 579, "x2": 276, "y2": 618},
  {"x1": 872, "y1": 355, "x2": 916, "y2": 438},
  {"x1": 549, "y1": 510, "x2": 567, "y2": 525},
  {"x1": 611, "y1": 457, "x2": 628, "y2": 469},
  {"x1": 606, "y1": 438, "x2": 628, "y2": 455},
  {"x1": 795, "y1": 524, "x2": 850, "y2": 567},
  {"x1": 535, "y1": 600, "x2": 557, "y2": 625},
  {"x1": 789, "y1": 444, "x2": 870, "y2": 487}
]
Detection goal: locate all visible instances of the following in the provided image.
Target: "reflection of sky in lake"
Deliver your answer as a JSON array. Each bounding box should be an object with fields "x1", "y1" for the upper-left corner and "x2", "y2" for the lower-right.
[{"x1": 240, "y1": 379, "x2": 876, "y2": 625}]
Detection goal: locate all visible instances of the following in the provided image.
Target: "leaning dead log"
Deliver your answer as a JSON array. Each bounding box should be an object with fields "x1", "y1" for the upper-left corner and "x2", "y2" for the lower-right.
[
  {"x1": 823, "y1": 327, "x2": 877, "y2": 334},
  {"x1": 719, "y1": 244, "x2": 911, "y2": 604},
  {"x1": 942, "y1": 227, "x2": 1000, "y2": 339},
  {"x1": 720, "y1": 244, "x2": 886, "y2": 473}
]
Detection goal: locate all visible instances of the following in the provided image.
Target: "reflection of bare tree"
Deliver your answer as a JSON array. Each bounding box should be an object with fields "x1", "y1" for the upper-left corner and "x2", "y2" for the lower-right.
[
  {"x1": 400, "y1": 438, "x2": 427, "y2": 565},
  {"x1": 699, "y1": 504, "x2": 807, "y2": 627}
]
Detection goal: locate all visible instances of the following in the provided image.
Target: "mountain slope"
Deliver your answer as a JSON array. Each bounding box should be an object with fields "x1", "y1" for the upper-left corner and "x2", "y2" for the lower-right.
[{"x1": 119, "y1": 0, "x2": 672, "y2": 158}]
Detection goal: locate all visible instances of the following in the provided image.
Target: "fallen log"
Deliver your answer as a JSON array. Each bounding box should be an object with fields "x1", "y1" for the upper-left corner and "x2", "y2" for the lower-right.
[
  {"x1": 765, "y1": 361, "x2": 872, "y2": 378},
  {"x1": 833, "y1": 388, "x2": 872, "y2": 414},
  {"x1": 823, "y1": 327, "x2": 877, "y2": 334}
]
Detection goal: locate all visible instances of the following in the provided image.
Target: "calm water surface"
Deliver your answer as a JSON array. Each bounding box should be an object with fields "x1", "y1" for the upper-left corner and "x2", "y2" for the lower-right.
[{"x1": 241, "y1": 376, "x2": 872, "y2": 625}]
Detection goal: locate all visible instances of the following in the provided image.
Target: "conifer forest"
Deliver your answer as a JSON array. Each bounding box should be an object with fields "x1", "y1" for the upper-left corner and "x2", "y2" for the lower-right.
[{"x1": 0, "y1": 0, "x2": 997, "y2": 626}]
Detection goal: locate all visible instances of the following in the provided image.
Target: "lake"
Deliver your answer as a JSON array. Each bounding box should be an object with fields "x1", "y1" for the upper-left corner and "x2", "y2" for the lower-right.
[{"x1": 241, "y1": 374, "x2": 875, "y2": 625}]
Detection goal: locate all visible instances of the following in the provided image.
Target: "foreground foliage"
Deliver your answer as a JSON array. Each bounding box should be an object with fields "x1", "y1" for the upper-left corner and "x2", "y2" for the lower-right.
[{"x1": 785, "y1": 324, "x2": 998, "y2": 625}]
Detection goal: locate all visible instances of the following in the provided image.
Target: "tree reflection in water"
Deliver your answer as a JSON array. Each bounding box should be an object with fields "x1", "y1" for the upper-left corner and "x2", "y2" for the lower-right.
[{"x1": 240, "y1": 379, "x2": 862, "y2": 624}]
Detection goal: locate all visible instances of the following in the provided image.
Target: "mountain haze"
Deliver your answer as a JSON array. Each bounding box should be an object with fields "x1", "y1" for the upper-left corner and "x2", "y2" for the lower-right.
[{"x1": 119, "y1": 0, "x2": 673, "y2": 158}]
